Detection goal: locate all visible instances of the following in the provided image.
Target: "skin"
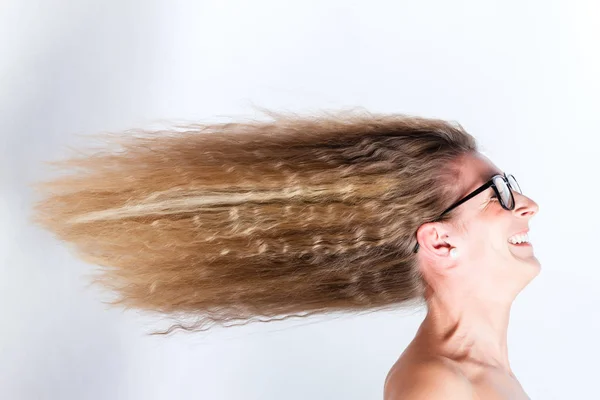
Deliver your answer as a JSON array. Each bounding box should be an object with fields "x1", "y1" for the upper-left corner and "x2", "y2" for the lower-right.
[{"x1": 384, "y1": 152, "x2": 540, "y2": 400}]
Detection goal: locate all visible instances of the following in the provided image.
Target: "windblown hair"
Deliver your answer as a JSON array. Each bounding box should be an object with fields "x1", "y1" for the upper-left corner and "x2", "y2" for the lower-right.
[{"x1": 32, "y1": 109, "x2": 478, "y2": 333}]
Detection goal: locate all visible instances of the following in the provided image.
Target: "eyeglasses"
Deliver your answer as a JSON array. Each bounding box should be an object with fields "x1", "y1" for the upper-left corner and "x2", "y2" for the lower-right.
[{"x1": 413, "y1": 173, "x2": 521, "y2": 253}]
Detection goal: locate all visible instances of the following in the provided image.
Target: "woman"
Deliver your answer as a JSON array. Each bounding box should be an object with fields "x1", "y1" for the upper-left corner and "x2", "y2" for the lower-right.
[
  {"x1": 33, "y1": 109, "x2": 539, "y2": 399},
  {"x1": 383, "y1": 152, "x2": 538, "y2": 399}
]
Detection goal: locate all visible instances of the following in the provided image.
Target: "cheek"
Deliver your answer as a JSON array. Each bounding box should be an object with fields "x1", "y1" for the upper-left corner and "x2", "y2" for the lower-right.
[
  {"x1": 466, "y1": 216, "x2": 507, "y2": 255},
  {"x1": 465, "y1": 227, "x2": 492, "y2": 257}
]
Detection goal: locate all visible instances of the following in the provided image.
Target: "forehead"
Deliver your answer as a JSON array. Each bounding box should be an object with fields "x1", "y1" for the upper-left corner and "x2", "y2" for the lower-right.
[{"x1": 456, "y1": 152, "x2": 503, "y2": 195}]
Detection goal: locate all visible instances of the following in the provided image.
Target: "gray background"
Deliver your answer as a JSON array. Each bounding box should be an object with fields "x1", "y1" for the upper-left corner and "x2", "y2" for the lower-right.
[{"x1": 1, "y1": 0, "x2": 599, "y2": 399}]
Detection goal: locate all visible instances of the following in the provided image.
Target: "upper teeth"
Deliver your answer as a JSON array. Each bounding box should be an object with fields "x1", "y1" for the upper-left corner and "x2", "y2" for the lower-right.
[{"x1": 508, "y1": 233, "x2": 529, "y2": 244}]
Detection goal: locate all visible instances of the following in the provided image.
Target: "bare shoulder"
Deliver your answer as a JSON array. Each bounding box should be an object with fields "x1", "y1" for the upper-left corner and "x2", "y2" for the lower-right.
[{"x1": 384, "y1": 358, "x2": 475, "y2": 400}]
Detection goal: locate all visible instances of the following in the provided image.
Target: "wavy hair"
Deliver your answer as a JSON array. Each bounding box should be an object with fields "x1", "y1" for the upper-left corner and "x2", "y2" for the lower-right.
[{"x1": 32, "y1": 109, "x2": 478, "y2": 334}]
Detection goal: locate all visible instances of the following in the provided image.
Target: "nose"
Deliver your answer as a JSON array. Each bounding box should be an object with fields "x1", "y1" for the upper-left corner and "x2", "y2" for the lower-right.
[{"x1": 513, "y1": 192, "x2": 539, "y2": 218}]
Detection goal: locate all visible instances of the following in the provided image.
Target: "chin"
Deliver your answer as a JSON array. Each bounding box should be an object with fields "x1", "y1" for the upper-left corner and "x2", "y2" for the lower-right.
[
  {"x1": 508, "y1": 245, "x2": 541, "y2": 284},
  {"x1": 517, "y1": 256, "x2": 541, "y2": 287}
]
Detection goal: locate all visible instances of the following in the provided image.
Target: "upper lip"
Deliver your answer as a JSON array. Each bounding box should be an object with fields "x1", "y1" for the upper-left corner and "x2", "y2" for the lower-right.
[{"x1": 508, "y1": 229, "x2": 529, "y2": 239}]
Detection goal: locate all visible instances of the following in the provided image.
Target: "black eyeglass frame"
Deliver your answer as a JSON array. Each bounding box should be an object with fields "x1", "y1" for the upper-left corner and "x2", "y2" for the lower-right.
[{"x1": 413, "y1": 173, "x2": 521, "y2": 253}]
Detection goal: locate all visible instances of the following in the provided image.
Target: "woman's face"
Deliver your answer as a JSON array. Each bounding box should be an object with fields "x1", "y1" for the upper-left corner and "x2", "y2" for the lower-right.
[{"x1": 419, "y1": 152, "x2": 540, "y2": 299}]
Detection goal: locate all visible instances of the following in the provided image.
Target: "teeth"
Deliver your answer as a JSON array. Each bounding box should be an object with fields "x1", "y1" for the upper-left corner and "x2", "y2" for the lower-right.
[{"x1": 508, "y1": 233, "x2": 529, "y2": 244}]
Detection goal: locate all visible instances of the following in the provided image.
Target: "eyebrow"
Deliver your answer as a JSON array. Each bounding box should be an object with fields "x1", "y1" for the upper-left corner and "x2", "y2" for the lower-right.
[
  {"x1": 482, "y1": 171, "x2": 503, "y2": 186},
  {"x1": 462, "y1": 172, "x2": 502, "y2": 199},
  {"x1": 479, "y1": 171, "x2": 504, "y2": 195}
]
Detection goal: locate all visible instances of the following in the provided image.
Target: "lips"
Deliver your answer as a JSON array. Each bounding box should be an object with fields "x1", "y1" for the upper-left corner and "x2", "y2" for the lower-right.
[
  {"x1": 508, "y1": 229, "x2": 531, "y2": 246},
  {"x1": 510, "y1": 241, "x2": 531, "y2": 247},
  {"x1": 508, "y1": 229, "x2": 529, "y2": 239}
]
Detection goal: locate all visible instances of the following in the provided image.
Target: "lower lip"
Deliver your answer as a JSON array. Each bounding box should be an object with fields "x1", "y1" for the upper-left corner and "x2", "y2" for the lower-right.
[{"x1": 509, "y1": 242, "x2": 532, "y2": 247}]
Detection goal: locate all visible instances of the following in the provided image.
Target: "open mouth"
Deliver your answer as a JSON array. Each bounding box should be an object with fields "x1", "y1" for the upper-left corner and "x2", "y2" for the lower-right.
[{"x1": 508, "y1": 232, "x2": 531, "y2": 247}]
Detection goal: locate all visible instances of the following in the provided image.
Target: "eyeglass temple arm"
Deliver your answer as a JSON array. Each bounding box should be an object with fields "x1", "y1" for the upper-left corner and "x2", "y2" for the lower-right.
[{"x1": 413, "y1": 181, "x2": 494, "y2": 253}]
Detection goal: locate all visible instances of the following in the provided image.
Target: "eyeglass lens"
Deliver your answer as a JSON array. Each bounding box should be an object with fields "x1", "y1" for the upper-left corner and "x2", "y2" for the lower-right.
[{"x1": 493, "y1": 174, "x2": 521, "y2": 209}]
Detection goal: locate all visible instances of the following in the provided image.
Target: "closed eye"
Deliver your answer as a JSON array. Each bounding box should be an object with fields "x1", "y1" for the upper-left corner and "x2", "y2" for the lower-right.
[{"x1": 483, "y1": 194, "x2": 498, "y2": 210}]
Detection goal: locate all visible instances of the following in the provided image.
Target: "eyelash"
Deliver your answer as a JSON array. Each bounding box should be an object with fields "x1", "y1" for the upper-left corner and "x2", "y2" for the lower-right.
[{"x1": 485, "y1": 195, "x2": 498, "y2": 209}]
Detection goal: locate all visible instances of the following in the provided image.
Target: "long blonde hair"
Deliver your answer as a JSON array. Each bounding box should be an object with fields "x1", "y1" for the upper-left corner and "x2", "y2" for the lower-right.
[{"x1": 32, "y1": 109, "x2": 478, "y2": 333}]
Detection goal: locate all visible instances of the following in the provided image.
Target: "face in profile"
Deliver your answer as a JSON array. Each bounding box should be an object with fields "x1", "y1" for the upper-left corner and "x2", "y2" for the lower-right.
[{"x1": 422, "y1": 152, "x2": 540, "y2": 300}]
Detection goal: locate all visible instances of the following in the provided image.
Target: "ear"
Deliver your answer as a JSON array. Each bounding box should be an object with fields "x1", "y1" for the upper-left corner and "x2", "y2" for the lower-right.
[{"x1": 416, "y1": 221, "x2": 455, "y2": 260}]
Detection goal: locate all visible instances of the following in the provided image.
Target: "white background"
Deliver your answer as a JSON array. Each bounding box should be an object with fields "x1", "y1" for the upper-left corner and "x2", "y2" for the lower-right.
[{"x1": 1, "y1": 1, "x2": 599, "y2": 399}]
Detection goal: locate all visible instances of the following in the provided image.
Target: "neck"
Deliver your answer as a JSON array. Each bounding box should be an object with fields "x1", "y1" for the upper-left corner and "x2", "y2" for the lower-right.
[{"x1": 417, "y1": 288, "x2": 514, "y2": 373}]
